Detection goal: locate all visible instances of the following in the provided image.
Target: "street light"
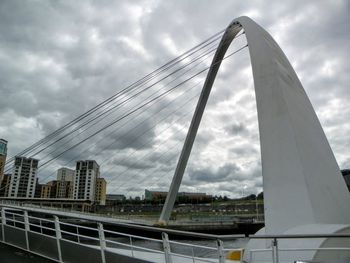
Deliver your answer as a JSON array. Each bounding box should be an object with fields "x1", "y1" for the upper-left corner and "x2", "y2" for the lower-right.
[{"x1": 255, "y1": 194, "x2": 259, "y2": 222}]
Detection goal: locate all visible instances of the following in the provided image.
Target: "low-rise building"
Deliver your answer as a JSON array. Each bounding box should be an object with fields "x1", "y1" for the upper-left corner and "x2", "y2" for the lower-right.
[
  {"x1": 145, "y1": 190, "x2": 168, "y2": 201},
  {"x1": 106, "y1": 194, "x2": 126, "y2": 201},
  {"x1": 40, "y1": 180, "x2": 58, "y2": 198},
  {"x1": 41, "y1": 184, "x2": 51, "y2": 199},
  {"x1": 145, "y1": 189, "x2": 212, "y2": 203}
]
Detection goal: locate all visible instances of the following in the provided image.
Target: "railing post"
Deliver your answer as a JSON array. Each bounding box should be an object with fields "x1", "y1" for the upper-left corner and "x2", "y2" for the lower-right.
[
  {"x1": 24, "y1": 211, "x2": 30, "y2": 251},
  {"x1": 98, "y1": 223, "x2": 106, "y2": 263},
  {"x1": 217, "y1": 239, "x2": 225, "y2": 263},
  {"x1": 271, "y1": 238, "x2": 279, "y2": 263},
  {"x1": 250, "y1": 250, "x2": 253, "y2": 263},
  {"x1": 54, "y1": 216, "x2": 63, "y2": 262},
  {"x1": 162, "y1": 232, "x2": 173, "y2": 263},
  {"x1": 129, "y1": 236, "x2": 134, "y2": 257},
  {"x1": 1, "y1": 208, "x2": 5, "y2": 242}
]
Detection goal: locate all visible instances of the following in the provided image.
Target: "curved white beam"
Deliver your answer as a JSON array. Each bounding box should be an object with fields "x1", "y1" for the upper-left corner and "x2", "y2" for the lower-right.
[{"x1": 160, "y1": 16, "x2": 350, "y2": 234}]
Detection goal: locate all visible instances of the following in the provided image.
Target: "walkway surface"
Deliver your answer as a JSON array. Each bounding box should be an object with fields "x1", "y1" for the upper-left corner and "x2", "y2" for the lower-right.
[
  {"x1": 104, "y1": 246, "x2": 239, "y2": 263},
  {"x1": 0, "y1": 243, "x2": 53, "y2": 263}
]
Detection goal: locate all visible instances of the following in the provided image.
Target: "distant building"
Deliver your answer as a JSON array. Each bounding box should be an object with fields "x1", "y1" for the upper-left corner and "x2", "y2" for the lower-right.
[
  {"x1": 106, "y1": 194, "x2": 126, "y2": 201},
  {"x1": 178, "y1": 192, "x2": 212, "y2": 202},
  {"x1": 145, "y1": 190, "x2": 168, "y2": 201},
  {"x1": 105, "y1": 194, "x2": 126, "y2": 207},
  {"x1": 73, "y1": 160, "x2": 100, "y2": 201},
  {"x1": 34, "y1": 179, "x2": 44, "y2": 198},
  {"x1": 0, "y1": 139, "x2": 8, "y2": 182},
  {"x1": 341, "y1": 169, "x2": 350, "y2": 191},
  {"x1": 145, "y1": 189, "x2": 212, "y2": 203},
  {"x1": 95, "y1": 178, "x2": 107, "y2": 205},
  {"x1": 0, "y1": 174, "x2": 11, "y2": 197},
  {"x1": 41, "y1": 184, "x2": 51, "y2": 199},
  {"x1": 40, "y1": 180, "x2": 58, "y2": 198},
  {"x1": 8, "y1": 157, "x2": 38, "y2": 198},
  {"x1": 56, "y1": 168, "x2": 75, "y2": 198}
]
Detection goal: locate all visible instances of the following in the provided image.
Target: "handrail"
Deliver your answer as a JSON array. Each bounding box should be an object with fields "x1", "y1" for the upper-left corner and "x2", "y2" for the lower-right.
[
  {"x1": 59, "y1": 220, "x2": 99, "y2": 232},
  {"x1": 169, "y1": 251, "x2": 217, "y2": 262},
  {"x1": 168, "y1": 239, "x2": 218, "y2": 251},
  {"x1": 1, "y1": 203, "x2": 350, "y2": 263},
  {"x1": 29, "y1": 223, "x2": 55, "y2": 232},
  {"x1": 27, "y1": 215, "x2": 54, "y2": 224},
  {"x1": 105, "y1": 239, "x2": 164, "y2": 254},
  {"x1": 60, "y1": 229, "x2": 100, "y2": 241},
  {"x1": 103, "y1": 228, "x2": 163, "y2": 243},
  {"x1": 1, "y1": 203, "x2": 245, "y2": 240},
  {"x1": 250, "y1": 233, "x2": 350, "y2": 239}
]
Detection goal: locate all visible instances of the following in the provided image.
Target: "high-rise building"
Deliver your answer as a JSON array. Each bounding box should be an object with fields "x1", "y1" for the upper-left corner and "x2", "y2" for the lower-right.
[
  {"x1": 0, "y1": 174, "x2": 11, "y2": 197},
  {"x1": 8, "y1": 157, "x2": 38, "y2": 198},
  {"x1": 0, "y1": 139, "x2": 8, "y2": 182},
  {"x1": 56, "y1": 168, "x2": 75, "y2": 198},
  {"x1": 95, "y1": 178, "x2": 107, "y2": 205},
  {"x1": 73, "y1": 160, "x2": 100, "y2": 201}
]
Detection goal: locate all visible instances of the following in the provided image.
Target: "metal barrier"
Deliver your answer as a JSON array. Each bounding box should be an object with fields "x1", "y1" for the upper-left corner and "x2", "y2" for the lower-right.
[
  {"x1": 248, "y1": 234, "x2": 350, "y2": 263},
  {"x1": 0, "y1": 205, "x2": 244, "y2": 263},
  {"x1": 1, "y1": 204, "x2": 349, "y2": 263}
]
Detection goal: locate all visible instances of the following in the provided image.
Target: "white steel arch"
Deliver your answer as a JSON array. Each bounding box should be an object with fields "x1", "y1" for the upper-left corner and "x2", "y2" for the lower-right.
[{"x1": 159, "y1": 16, "x2": 350, "y2": 235}]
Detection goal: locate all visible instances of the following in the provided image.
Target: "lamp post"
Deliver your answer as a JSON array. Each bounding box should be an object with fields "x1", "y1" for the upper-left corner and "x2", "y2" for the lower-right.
[{"x1": 255, "y1": 194, "x2": 259, "y2": 222}]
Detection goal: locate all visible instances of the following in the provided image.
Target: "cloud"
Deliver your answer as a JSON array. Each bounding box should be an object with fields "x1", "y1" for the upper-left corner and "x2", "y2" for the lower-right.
[{"x1": 0, "y1": 0, "x2": 349, "y2": 198}]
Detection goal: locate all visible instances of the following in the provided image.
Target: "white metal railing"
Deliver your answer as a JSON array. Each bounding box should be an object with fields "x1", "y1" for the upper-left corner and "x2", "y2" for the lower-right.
[
  {"x1": 248, "y1": 235, "x2": 350, "y2": 263},
  {"x1": 1, "y1": 204, "x2": 349, "y2": 263},
  {"x1": 0, "y1": 205, "x2": 244, "y2": 263},
  {"x1": 0, "y1": 199, "x2": 153, "y2": 224}
]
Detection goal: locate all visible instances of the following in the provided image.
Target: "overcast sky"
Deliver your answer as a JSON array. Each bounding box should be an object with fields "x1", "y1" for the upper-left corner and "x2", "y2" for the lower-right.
[{"x1": 0, "y1": 0, "x2": 349, "y2": 198}]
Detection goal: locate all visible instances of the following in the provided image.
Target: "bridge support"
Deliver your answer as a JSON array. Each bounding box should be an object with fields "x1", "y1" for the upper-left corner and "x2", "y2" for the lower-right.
[
  {"x1": 160, "y1": 15, "x2": 350, "y2": 231},
  {"x1": 159, "y1": 22, "x2": 243, "y2": 224}
]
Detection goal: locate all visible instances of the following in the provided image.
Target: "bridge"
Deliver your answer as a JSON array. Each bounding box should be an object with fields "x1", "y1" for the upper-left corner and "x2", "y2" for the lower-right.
[{"x1": 1, "y1": 16, "x2": 350, "y2": 262}]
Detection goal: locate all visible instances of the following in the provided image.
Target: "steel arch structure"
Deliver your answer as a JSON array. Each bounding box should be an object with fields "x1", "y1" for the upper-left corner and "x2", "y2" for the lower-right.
[{"x1": 159, "y1": 16, "x2": 350, "y2": 235}]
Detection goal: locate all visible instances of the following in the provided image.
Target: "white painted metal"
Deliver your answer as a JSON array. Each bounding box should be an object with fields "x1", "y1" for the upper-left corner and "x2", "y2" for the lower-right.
[
  {"x1": 98, "y1": 223, "x2": 107, "y2": 263},
  {"x1": 271, "y1": 238, "x2": 279, "y2": 263},
  {"x1": 161, "y1": 15, "x2": 350, "y2": 236},
  {"x1": 244, "y1": 224, "x2": 350, "y2": 262},
  {"x1": 216, "y1": 239, "x2": 225, "y2": 263},
  {"x1": 159, "y1": 24, "x2": 243, "y2": 224},
  {"x1": 24, "y1": 210, "x2": 30, "y2": 250},
  {"x1": 1, "y1": 208, "x2": 5, "y2": 241},
  {"x1": 54, "y1": 215, "x2": 63, "y2": 262},
  {"x1": 162, "y1": 232, "x2": 173, "y2": 263},
  {"x1": 1, "y1": 205, "x2": 350, "y2": 263},
  {"x1": 235, "y1": 16, "x2": 350, "y2": 234}
]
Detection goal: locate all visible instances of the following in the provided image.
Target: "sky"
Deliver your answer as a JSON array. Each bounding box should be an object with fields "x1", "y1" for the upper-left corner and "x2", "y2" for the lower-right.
[{"x1": 0, "y1": 0, "x2": 349, "y2": 198}]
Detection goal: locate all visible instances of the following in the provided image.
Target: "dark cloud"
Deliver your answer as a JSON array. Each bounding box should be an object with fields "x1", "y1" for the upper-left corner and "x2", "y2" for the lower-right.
[
  {"x1": 224, "y1": 122, "x2": 248, "y2": 136},
  {"x1": 188, "y1": 163, "x2": 241, "y2": 183}
]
